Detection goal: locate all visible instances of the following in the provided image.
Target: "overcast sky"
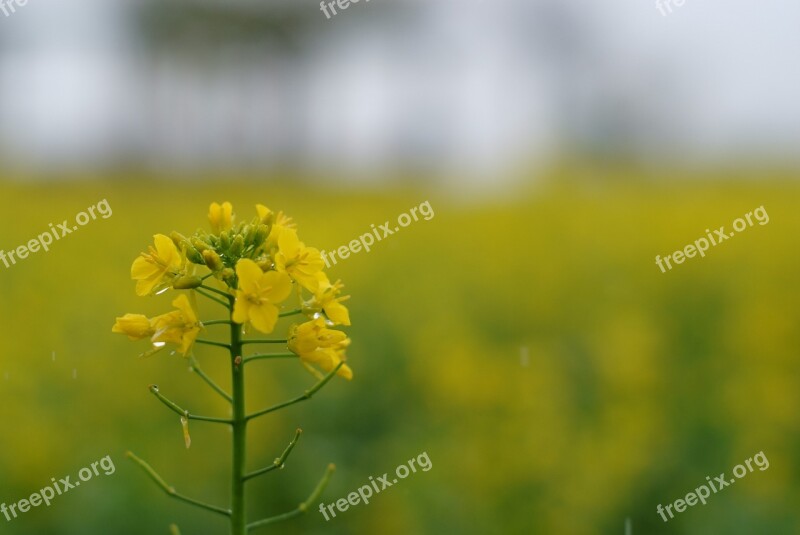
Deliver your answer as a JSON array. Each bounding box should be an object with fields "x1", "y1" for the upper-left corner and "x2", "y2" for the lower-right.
[{"x1": 0, "y1": 0, "x2": 798, "y2": 177}]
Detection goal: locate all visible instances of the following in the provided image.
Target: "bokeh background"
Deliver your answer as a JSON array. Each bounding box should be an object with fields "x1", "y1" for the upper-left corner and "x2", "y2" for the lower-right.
[{"x1": 1, "y1": 1, "x2": 799, "y2": 534}]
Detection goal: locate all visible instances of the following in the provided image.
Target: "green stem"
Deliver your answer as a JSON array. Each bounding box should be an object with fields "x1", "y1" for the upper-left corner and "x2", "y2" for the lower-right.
[
  {"x1": 246, "y1": 362, "x2": 343, "y2": 422},
  {"x1": 279, "y1": 308, "x2": 303, "y2": 317},
  {"x1": 196, "y1": 287, "x2": 231, "y2": 309},
  {"x1": 243, "y1": 429, "x2": 302, "y2": 481},
  {"x1": 246, "y1": 464, "x2": 335, "y2": 532},
  {"x1": 230, "y1": 298, "x2": 247, "y2": 535},
  {"x1": 148, "y1": 385, "x2": 232, "y2": 424},
  {"x1": 126, "y1": 451, "x2": 231, "y2": 517},
  {"x1": 240, "y1": 340, "x2": 288, "y2": 346},
  {"x1": 188, "y1": 355, "x2": 232, "y2": 403},
  {"x1": 201, "y1": 284, "x2": 233, "y2": 299},
  {"x1": 196, "y1": 339, "x2": 232, "y2": 350},
  {"x1": 243, "y1": 353, "x2": 296, "y2": 364},
  {"x1": 203, "y1": 319, "x2": 234, "y2": 326}
]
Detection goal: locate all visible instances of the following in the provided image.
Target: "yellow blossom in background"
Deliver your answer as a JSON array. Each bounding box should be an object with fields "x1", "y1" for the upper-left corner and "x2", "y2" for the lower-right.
[
  {"x1": 307, "y1": 273, "x2": 351, "y2": 326},
  {"x1": 131, "y1": 234, "x2": 187, "y2": 296},
  {"x1": 208, "y1": 201, "x2": 233, "y2": 233},
  {"x1": 274, "y1": 228, "x2": 325, "y2": 292},
  {"x1": 232, "y1": 258, "x2": 292, "y2": 333},
  {"x1": 151, "y1": 294, "x2": 202, "y2": 356},
  {"x1": 288, "y1": 318, "x2": 352, "y2": 380},
  {"x1": 112, "y1": 314, "x2": 155, "y2": 340}
]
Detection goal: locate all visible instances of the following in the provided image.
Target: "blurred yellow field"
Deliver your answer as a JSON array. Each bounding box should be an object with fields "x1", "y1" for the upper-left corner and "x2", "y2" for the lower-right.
[{"x1": 1, "y1": 172, "x2": 798, "y2": 534}]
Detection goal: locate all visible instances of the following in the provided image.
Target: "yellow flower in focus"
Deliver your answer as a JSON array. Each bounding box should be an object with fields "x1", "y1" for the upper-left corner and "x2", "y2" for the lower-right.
[
  {"x1": 232, "y1": 259, "x2": 292, "y2": 333},
  {"x1": 307, "y1": 273, "x2": 351, "y2": 326},
  {"x1": 112, "y1": 314, "x2": 154, "y2": 340},
  {"x1": 151, "y1": 294, "x2": 202, "y2": 356},
  {"x1": 209, "y1": 201, "x2": 233, "y2": 233},
  {"x1": 274, "y1": 229, "x2": 325, "y2": 292},
  {"x1": 131, "y1": 234, "x2": 186, "y2": 296},
  {"x1": 260, "y1": 206, "x2": 295, "y2": 250},
  {"x1": 288, "y1": 318, "x2": 352, "y2": 380}
]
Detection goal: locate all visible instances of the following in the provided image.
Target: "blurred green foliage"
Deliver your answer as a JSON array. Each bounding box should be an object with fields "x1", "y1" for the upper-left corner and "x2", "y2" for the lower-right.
[{"x1": 0, "y1": 171, "x2": 798, "y2": 534}]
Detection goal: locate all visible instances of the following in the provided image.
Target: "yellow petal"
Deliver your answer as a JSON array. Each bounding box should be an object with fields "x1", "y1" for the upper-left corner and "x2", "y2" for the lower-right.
[
  {"x1": 235, "y1": 259, "x2": 264, "y2": 294},
  {"x1": 262, "y1": 270, "x2": 292, "y2": 304},
  {"x1": 277, "y1": 228, "x2": 301, "y2": 258},
  {"x1": 232, "y1": 297, "x2": 251, "y2": 325},
  {"x1": 112, "y1": 314, "x2": 153, "y2": 340},
  {"x1": 325, "y1": 302, "x2": 351, "y2": 326},
  {"x1": 248, "y1": 302, "x2": 279, "y2": 333},
  {"x1": 153, "y1": 234, "x2": 181, "y2": 268}
]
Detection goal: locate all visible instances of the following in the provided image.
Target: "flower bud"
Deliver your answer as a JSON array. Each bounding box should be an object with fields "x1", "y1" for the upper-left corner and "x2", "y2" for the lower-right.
[
  {"x1": 252, "y1": 224, "x2": 268, "y2": 246},
  {"x1": 191, "y1": 236, "x2": 212, "y2": 253},
  {"x1": 202, "y1": 250, "x2": 224, "y2": 271},
  {"x1": 229, "y1": 235, "x2": 244, "y2": 257},
  {"x1": 173, "y1": 276, "x2": 203, "y2": 290},
  {"x1": 220, "y1": 231, "x2": 231, "y2": 251},
  {"x1": 170, "y1": 231, "x2": 188, "y2": 249},
  {"x1": 184, "y1": 246, "x2": 205, "y2": 265}
]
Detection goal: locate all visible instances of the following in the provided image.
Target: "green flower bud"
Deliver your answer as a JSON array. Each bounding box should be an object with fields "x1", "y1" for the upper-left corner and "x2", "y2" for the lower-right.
[
  {"x1": 185, "y1": 246, "x2": 205, "y2": 265},
  {"x1": 173, "y1": 276, "x2": 202, "y2": 290},
  {"x1": 203, "y1": 250, "x2": 225, "y2": 272},
  {"x1": 229, "y1": 235, "x2": 244, "y2": 257},
  {"x1": 220, "y1": 232, "x2": 231, "y2": 251},
  {"x1": 191, "y1": 237, "x2": 212, "y2": 253},
  {"x1": 169, "y1": 231, "x2": 188, "y2": 249},
  {"x1": 252, "y1": 224, "x2": 268, "y2": 246}
]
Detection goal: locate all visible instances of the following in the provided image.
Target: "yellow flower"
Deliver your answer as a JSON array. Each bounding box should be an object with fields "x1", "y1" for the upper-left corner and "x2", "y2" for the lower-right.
[
  {"x1": 288, "y1": 318, "x2": 352, "y2": 380},
  {"x1": 151, "y1": 294, "x2": 202, "y2": 356},
  {"x1": 307, "y1": 273, "x2": 351, "y2": 326},
  {"x1": 131, "y1": 234, "x2": 186, "y2": 296},
  {"x1": 232, "y1": 259, "x2": 292, "y2": 333},
  {"x1": 112, "y1": 314, "x2": 154, "y2": 340},
  {"x1": 209, "y1": 201, "x2": 233, "y2": 233},
  {"x1": 274, "y1": 228, "x2": 324, "y2": 292}
]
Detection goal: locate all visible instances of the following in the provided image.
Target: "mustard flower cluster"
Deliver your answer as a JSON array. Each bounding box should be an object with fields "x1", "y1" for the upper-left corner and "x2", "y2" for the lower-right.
[{"x1": 112, "y1": 201, "x2": 352, "y2": 380}]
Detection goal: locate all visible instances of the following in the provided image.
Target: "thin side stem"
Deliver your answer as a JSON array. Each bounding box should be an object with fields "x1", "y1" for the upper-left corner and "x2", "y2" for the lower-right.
[
  {"x1": 149, "y1": 385, "x2": 232, "y2": 424},
  {"x1": 203, "y1": 319, "x2": 234, "y2": 326},
  {"x1": 201, "y1": 284, "x2": 233, "y2": 299},
  {"x1": 195, "y1": 287, "x2": 231, "y2": 309},
  {"x1": 246, "y1": 464, "x2": 336, "y2": 532},
  {"x1": 246, "y1": 362, "x2": 343, "y2": 422},
  {"x1": 243, "y1": 353, "x2": 296, "y2": 364},
  {"x1": 278, "y1": 308, "x2": 303, "y2": 318},
  {"x1": 240, "y1": 339, "x2": 288, "y2": 346},
  {"x1": 126, "y1": 451, "x2": 231, "y2": 517},
  {"x1": 196, "y1": 339, "x2": 232, "y2": 350},
  {"x1": 243, "y1": 429, "x2": 303, "y2": 482},
  {"x1": 188, "y1": 355, "x2": 232, "y2": 403}
]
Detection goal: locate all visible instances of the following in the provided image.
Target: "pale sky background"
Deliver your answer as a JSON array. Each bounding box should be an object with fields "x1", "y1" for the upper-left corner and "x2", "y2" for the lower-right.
[{"x1": 0, "y1": 0, "x2": 798, "y2": 182}]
